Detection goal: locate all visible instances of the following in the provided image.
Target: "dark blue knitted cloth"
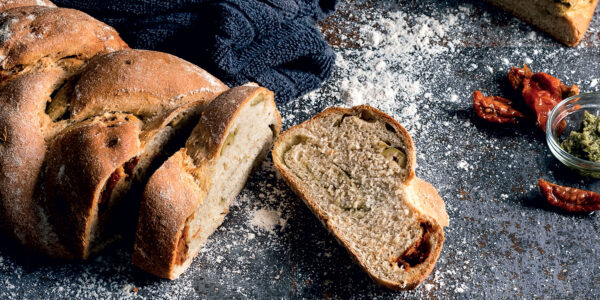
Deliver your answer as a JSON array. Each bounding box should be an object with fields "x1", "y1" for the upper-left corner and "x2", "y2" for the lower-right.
[{"x1": 53, "y1": 0, "x2": 337, "y2": 103}]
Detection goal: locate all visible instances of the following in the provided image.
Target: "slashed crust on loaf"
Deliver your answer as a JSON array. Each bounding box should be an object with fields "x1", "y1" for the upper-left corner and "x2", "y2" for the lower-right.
[
  {"x1": 272, "y1": 106, "x2": 449, "y2": 290},
  {"x1": 485, "y1": 0, "x2": 599, "y2": 46},
  {"x1": 133, "y1": 85, "x2": 282, "y2": 279}
]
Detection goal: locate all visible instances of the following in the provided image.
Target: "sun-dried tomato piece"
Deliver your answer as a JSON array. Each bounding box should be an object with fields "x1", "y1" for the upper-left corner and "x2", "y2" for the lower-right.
[
  {"x1": 394, "y1": 223, "x2": 432, "y2": 269},
  {"x1": 473, "y1": 91, "x2": 526, "y2": 124},
  {"x1": 508, "y1": 64, "x2": 533, "y2": 90},
  {"x1": 517, "y1": 68, "x2": 578, "y2": 132},
  {"x1": 538, "y1": 179, "x2": 600, "y2": 213}
]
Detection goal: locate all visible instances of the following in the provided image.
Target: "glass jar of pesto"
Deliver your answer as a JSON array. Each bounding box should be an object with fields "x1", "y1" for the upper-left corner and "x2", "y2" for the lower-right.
[{"x1": 547, "y1": 93, "x2": 600, "y2": 178}]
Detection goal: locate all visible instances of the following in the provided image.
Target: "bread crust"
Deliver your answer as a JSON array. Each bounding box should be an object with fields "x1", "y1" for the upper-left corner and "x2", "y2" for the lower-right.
[
  {"x1": 133, "y1": 85, "x2": 282, "y2": 279},
  {"x1": 0, "y1": 1, "x2": 132, "y2": 258},
  {"x1": 485, "y1": 0, "x2": 599, "y2": 46},
  {"x1": 272, "y1": 105, "x2": 447, "y2": 290},
  {"x1": 0, "y1": 6, "x2": 128, "y2": 81},
  {"x1": 39, "y1": 50, "x2": 228, "y2": 259},
  {"x1": 0, "y1": 8, "x2": 227, "y2": 260},
  {"x1": 44, "y1": 114, "x2": 142, "y2": 259},
  {"x1": 0, "y1": 0, "x2": 55, "y2": 12},
  {"x1": 0, "y1": 68, "x2": 71, "y2": 258},
  {"x1": 68, "y1": 49, "x2": 228, "y2": 121}
]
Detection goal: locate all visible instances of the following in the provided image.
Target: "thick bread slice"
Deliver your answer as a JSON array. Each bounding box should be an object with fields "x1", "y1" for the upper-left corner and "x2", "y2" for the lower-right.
[
  {"x1": 272, "y1": 105, "x2": 449, "y2": 290},
  {"x1": 133, "y1": 84, "x2": 282, "y2": 279},
  {"x1": 485, "y1": 0, "x2": 598, "y2": 46}
]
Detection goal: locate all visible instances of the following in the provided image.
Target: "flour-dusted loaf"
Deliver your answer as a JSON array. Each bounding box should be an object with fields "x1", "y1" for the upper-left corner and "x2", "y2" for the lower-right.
[
  {"x1": 0, "y1": 0, "x2": 129, "y2": 257},
  {"x1": 0, "y1": 0, "x2": 237, "y2": 263},
  {"x1": 0, "y1": 0, "x2": 282, "y2": 280},
  {"x1": 485, "y1": 0, "x2": 599, "y2": 46},
  {"x1": 272, "y1": 106, "x2": 449, "y2": 289},
  {"x1": 133, "y1": 84, "x2": 281, "y2": 279}
]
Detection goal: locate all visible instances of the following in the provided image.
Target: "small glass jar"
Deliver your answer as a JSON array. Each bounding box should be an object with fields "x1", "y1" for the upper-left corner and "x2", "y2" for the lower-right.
[{"x1": 547, "y1": 93, "x2": 600, "y2": 178}]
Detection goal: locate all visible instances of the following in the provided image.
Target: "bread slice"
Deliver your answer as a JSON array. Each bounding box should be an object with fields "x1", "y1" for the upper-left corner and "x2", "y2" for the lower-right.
[
  {"x1": 485, "y1": 0, "x2": 599, "y2": 46},
  {"x1": 132, "y1": 84, "x2": 282, "y2": 279},
  {"x1": 272, "y1": 105, "x2": 449, "y2": 290}
]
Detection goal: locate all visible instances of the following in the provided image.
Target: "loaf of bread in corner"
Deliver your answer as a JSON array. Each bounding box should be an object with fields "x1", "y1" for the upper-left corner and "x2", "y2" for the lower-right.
[
  {"x1": 485, "y1": 0, "x2": 598, "y2": 46},
  {"x1": 272, "y1": 105, "x2": 449, "y2": 290}
]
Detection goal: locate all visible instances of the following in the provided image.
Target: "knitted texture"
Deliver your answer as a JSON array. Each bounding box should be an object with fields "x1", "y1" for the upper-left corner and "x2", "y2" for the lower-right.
[{"x1": 53, "y1": 0, "x2": 337, "y2": 103}]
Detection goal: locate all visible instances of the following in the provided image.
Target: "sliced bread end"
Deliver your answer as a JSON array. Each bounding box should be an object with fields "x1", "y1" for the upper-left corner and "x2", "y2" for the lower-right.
[{"x1": 132, "y1": 84, "x2": 281, "y2": 279}]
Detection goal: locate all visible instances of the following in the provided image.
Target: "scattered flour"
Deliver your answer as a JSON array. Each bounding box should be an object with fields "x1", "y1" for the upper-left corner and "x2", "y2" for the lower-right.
[
  {"x1": 249, "y1": 208, "x2": 283, "y2": 233},
  {"x1": 329, "y1": 10, "x2": 459, "y2": 117}
]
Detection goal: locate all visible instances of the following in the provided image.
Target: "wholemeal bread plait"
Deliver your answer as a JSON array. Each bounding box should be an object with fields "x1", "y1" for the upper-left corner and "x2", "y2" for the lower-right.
[
  {"x1": 272, "y1": 106, "x2": 449, "y2": 289},
  {"x1": 133, "y1": 84, "x2": 281, "y2": 279},
  {"x1": 0, "y1": 0, "x2": 281, "y2": 276},
  {"x1": 485, "y1": 0, "x2": 598, "y2": 46}
]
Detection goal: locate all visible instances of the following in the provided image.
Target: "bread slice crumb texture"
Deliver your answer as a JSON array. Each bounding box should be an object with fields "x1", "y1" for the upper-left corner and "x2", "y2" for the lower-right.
[
  {"x1": 276, "y1": 108, "x2": 427, "y2": 286},
  {"x1": 181, "y1": 92, "x2": 279, "y2": 271}
]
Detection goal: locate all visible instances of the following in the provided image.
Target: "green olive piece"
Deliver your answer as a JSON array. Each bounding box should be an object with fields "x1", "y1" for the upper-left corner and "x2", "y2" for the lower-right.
[
  {"x1": 375, "y1": 141, "x2": 390, "y2": 151},
  {"x1": 250, "y1": 97, "x2": 264, "y2": 106},
  {"x1": 382, "y1": 147, "x2": 407, "y2": 167},
  {"x1": 220, "y1": 130, "x2": 236, "y2": 155}
]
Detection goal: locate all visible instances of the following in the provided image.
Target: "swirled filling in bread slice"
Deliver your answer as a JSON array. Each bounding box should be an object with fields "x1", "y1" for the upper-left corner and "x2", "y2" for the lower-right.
[
  {"x1": 272, "y1": 106, "x2": 448, "y2": 289},
  {"x1": 132, "y1": 84, "x2": 281, "y2": 279}
]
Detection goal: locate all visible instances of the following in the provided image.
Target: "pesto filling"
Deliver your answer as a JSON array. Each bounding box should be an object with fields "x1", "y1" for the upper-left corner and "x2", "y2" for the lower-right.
[{"x1": 561, "y1": 111, "x2": 600, "y2": 162}]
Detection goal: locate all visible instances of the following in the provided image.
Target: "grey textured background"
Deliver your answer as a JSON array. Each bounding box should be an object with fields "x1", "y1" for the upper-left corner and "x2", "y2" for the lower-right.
[{"x1": 1, "y1": 0, "x2": 600, "y2": 299}]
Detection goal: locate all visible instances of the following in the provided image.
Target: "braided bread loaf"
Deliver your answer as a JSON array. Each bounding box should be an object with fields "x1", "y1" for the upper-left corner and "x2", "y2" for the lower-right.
[{"x1": 0, "y1": 0, "x2": 281, "y2": 279}]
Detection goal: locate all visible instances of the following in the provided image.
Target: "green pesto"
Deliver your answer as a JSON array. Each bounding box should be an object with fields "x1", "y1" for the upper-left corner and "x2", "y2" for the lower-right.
[{"x1": 561, "y1": 111, "x2": 600, "y2": 162}]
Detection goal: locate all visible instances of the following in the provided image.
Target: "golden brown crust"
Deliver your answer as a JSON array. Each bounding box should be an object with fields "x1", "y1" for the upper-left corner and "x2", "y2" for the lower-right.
[
  {"x1": 0, "y1": 68, "x2": 70, "y2": 258},
  {"x1": 0, "y1": 4, "x2": 227, "y2": 260},
  {"x1": 38, "y1": 49, "x2": 228, "y2": 259},
  {"x1": 132, "y1": 150, "x2": 204, "y2": 279},
  {"x1": 44, "y1": 114, "x2": 142, "y2": 259},
  {"x1": 187, "y1": 84, "x2": 282, "y2": 163},
  {"x1": 0, "y1": 6, "x2": 128, "y2": 81},
  {"x1": 69, "y1": 50, "x2": 228, "y2": 121},
  {"x1": 407, "y1": 178, "x2": 450, "y2": 227},
  {"x1": 0, "y1": 0, "x2": 55, "y2": 11},
  {"x1": 133, "y1": 85, "x2": 282, "y2": 279},
  {"x1": 272, "y1": 105, "x2": 446, "y2": 290},
  {"x1": 485, "y1": 0, "x2": 599, "y2": 46}
]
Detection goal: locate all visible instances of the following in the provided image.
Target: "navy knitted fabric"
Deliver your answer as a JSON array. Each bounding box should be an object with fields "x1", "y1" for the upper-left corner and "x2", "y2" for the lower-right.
[{"x1": 53, "y1": 0, "x2": 337, "y2": 103}]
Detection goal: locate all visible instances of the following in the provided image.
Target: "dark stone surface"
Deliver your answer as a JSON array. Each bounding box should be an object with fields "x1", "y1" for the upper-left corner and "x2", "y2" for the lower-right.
[{"x1": 1, "y1": 0, "x2": 600, "y2": 299}]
